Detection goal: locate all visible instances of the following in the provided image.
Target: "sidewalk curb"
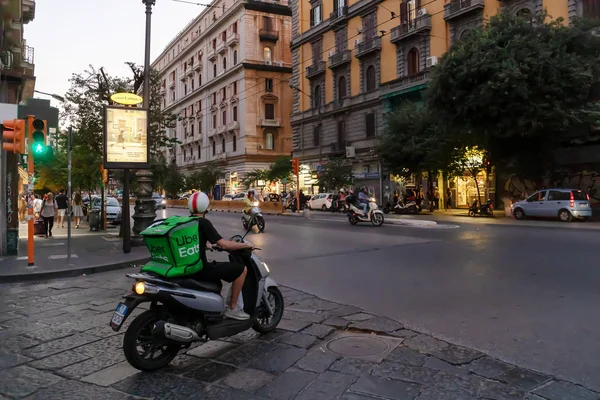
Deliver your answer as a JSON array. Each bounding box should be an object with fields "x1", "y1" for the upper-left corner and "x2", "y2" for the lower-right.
[{"x1": 0, "y1": 257, "x2": 150, "y2": 284}]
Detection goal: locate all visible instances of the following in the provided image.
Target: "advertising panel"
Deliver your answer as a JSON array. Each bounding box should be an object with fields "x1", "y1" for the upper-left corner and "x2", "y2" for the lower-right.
[{"x1": 103, "y1": 106, "x2": 149, "y2": 169}]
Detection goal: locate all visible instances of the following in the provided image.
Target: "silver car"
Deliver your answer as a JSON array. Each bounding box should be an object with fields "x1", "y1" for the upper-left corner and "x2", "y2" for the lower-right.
[{"x1": 511, "y1": 188, "x2": 591, "y2": 222}]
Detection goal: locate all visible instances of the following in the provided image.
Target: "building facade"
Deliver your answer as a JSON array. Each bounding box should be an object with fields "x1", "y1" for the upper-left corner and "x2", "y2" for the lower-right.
[
  {"x1": 290, "y1": 0, "x2": 596, "y2": 202},
  {"x1": 153, "y1": 0, "x2": 293, "y2": 196},
  {"x1": 1, "y1": 0, "x2": 35, "y2": 103}
]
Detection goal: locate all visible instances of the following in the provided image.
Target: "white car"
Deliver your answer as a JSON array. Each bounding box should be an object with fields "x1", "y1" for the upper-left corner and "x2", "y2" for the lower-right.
[
  {"x1": 91, "y1": 196, "x2": 122, "y2": 225},
  {"x1": 309, "y1": 193, "x2": 333, "y2": 211},
  {"x1": 152, "y1": 193, "x2": 166, "y2": 210}
]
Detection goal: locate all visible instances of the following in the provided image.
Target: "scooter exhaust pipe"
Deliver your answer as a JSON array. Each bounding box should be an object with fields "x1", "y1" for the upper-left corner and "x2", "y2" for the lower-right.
[{"x1": 152, "y1": 321, "x2": 199, "y2": 343}]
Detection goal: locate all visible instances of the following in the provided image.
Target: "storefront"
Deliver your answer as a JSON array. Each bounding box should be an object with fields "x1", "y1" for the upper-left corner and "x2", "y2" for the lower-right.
[{"x1": 448, "y1": 168, "x2": 495, "y2": 209}]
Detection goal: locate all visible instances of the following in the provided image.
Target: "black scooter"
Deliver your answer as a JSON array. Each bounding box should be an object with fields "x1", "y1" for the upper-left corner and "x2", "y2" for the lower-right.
[{"x1": 468, "y1": 199, "x2": 494, "y2": 217}]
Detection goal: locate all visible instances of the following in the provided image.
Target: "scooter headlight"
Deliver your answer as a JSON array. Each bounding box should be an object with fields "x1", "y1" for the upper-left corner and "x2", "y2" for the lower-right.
[
  {"x1": 133, "y1": 281, "x2": 159, "y2": 295},
  {"x1": 263, "y1": 262, "x2": 270, "y2": 273}
]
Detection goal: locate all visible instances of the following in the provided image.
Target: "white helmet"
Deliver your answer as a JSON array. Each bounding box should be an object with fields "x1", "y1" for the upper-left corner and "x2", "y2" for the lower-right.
[{"x1": 188, "y1": 191, "x2": 210, "y2": 214}]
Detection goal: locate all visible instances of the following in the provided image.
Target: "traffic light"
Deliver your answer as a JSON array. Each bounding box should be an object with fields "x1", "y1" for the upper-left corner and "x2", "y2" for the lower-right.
[
  {"x1": 1, "y1": 119, "x2": 26, "y2": 154},
  {"x1": 292, "y1": 158, "x2": 299, "y2": 175},
  {"x1": 30, "y1": 119, "x2": 47, "y2": 156}
]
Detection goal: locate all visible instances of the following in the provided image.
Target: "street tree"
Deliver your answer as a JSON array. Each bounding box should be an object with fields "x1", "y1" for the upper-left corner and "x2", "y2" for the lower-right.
[
  {"x1": 197, "y1": 163, "x2": 224, "y2": 193},
  {"x1": 242, "y1": 169, "x2": 269, "y2": 189},
  {"x1": 267, "y1": 157, "x2": 292, "y2": 184},
  {"x1": 427, "y1": 13, "x2": 600, "y2": 180},
  {"x1": 317, "y1": 157, "x2": 353, "y2": 191},
  {"x1": 185, "y1": 171, "x2": 203, "y2": 191},
  {"x1": 163, "y1": 163, "x2": 185, "y2": 198}
]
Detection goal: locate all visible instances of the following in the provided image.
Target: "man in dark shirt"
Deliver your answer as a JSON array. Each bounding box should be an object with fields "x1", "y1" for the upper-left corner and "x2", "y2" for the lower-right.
[
  {"x1": 55, "y1": 189, "x2": 68, "y2": 228},
  {"x1": 189, "y1": 192, "x2": 254, "y2": 320}
]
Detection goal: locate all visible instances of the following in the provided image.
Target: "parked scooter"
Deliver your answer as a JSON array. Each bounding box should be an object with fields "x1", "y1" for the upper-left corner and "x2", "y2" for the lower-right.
[
  {"x1": 468, "y1": 199, "x2": 494, "y2": 217},
  {"x1": 383, "y1": 198, "x2": 419, "y2": 215},
  {"x1": 109, "y1": 230, "x2": 283, "y2": 371},
  {"x1": 242, "y1": 201, "x2": 265, "y2": 232},
  {"x1": 345, "y1": 195, "x2": 385, "y2": 226}
]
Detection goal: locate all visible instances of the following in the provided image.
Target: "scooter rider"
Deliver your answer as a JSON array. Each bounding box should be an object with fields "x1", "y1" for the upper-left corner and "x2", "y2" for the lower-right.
[
  {"x1": 243, "y1": 190, "x2": 258, "y2": 221},
  {"x1": 188, "y1": 192, "x2": 254, "y2": 321},
  {"x1": 358, "y1": 187, "x2": 370, "y2": 215}
]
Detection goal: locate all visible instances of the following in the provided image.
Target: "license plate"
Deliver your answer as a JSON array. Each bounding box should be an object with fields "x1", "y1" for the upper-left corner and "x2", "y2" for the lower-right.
[
  {"x1": 109, "y1": 303, "x2": 128, "y2": 330},
  {"x1": 580, "y1": 203, "x2": 589, "y2": 208}
]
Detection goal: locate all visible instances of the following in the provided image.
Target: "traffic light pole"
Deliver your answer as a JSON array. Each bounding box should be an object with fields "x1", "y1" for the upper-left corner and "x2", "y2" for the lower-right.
[
  {"x1": 26, "y1": 115, "x2": 34, "y2": 266},
  {"x1": 67, "y1": 127, "x2": 72, "y2": 265}
]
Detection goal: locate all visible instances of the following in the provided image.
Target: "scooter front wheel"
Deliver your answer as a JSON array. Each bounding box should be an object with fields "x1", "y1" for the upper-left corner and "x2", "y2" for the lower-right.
[
  {"x1": 256, "y1": 216, "x2": 265, "y2": 232},
  {"x1": 468, "y1": 210, "x2": 475, "y2": 217},
  {"x1": 349, "y1": 216, "x2": 358, "y2": 225},
  {"x1": 253, "y1": 286, "x2": 284, "y2": 334},
  {"x1": 123, "y1": 310, "x2": 181, "y2": 371},
  {"x1": 371, "y1": 212, "x2": 384, "y2": 227}
]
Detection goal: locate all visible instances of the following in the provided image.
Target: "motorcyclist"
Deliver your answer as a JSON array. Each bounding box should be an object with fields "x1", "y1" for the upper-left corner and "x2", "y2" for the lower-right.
[
  {"x1": 358, "y1": 187, "x2": 370, "y2": 216},
  {"x1": 188, "y1": 192, "x2": 254, "y2": 320},
  {"x1": 243, "y1": 190, "x2": 259, "y2": 221}
]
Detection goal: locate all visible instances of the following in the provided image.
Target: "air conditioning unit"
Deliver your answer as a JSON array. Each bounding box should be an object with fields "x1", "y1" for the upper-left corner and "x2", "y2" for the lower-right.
[
  {"x1": 328, "y1": 51, "x2": 335, "y2": 57},
  {"x1": 265, "y1": 60, "x2": 272, "y2": 65},
  {"x1": 277, "y1": 61, "x2": 283, "y2": 66},
  {"x1": 354, "y1": 39, "x2": 361, "y2": 46},
  {"x1": 417, "y1": 8, "x2": 427, "y2": 16},
  {"x1": 426, "y1": 56, "x2": 438, "y2": 67},
  {"x1": 346, "y1": 146, "x2": 356, "y2": 158},
  {"x1": 257, "y1": 144, "x2": 263, "y2": 150}
]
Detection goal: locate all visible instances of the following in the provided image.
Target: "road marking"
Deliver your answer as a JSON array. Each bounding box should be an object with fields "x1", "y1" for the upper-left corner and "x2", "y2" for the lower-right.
[
  {"x1": 102, "y1": 237, "x2": 121, "y2": 242},
  {"x1": 41, "y1": 242, "x2": 65, "y2": 247},
  {"x1": 305, "y1": 217, "x2": 460, "y2": 229},
  {"x1": 48, "y1": 254, "x2": 79, "y2": 260},
  {"x1": 16, "y1": 256, "x2": 28, "y2": 260}
]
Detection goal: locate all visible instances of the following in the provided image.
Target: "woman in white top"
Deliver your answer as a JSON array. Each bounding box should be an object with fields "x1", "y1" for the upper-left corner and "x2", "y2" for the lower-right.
[{"x1": 40, "y1": 192, "x2": 58, "y2": 238}]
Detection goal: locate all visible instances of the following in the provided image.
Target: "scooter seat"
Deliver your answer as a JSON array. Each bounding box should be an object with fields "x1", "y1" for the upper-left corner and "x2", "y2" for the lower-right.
[{"x1": 171, "y1": 278, "x2": 223, "y2": 294}]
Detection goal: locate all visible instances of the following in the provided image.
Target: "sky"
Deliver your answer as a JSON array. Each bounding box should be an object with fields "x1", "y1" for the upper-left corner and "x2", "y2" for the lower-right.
[{"x1": 25, "y1": 0, "x2": 206, "y2": 108}]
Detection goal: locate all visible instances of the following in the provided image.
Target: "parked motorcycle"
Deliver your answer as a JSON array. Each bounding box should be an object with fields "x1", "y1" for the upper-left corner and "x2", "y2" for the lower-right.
[
  {"x1": 242, "y1": 201, "x2": 265, "y2": 232},
  {"x1": 345, "y1": 195, "x2": 385, "y2": 227},
  {"x1": 468, "y1": 199, "x2": 494, "y2": 217},
  {"x1": 109, "y1": 231, "x2": 283, "y2": 371},
  {"x1": 383, "y1": 199, "x2": 419, "y2": 215}
]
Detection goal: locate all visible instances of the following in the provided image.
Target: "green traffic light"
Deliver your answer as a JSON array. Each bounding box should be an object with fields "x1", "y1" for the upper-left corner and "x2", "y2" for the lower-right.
[{"x1": 33, "y1": 143, "x2": 45, "y2": 154}]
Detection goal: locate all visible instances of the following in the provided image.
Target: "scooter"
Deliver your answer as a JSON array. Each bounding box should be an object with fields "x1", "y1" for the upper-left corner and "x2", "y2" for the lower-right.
[
  {"x1": 242, "y1": 201, "x2": 265, "y2": 232},
  {"x1": 468, "y1": 199, "x2": 494, "y2": 217},
  {"x1": 384, "y1": 199, "x2": 419, "y2": 215},
  {"x1": 345, "y1": 196, "x2": 385, "y2": 227},
  {"x1": 109, "y1": 230, "x2": 283, "y2": 371}
]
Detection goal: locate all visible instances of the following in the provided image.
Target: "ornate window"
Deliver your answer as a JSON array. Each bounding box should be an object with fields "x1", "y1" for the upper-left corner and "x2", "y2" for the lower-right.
[
  {"x1": 407, "y1": 48, "x2": 419, "y2": 76},
  {"x1": 264, "y1": 47, "x2": 272, "y2": 63},
  {"x1": 266, "y1": 132, "x2": 274, "y2": 150},
  {"x1": 365, "y1": 66, "x2": 376, "y2": 91},
  {"x1": 337, "y1": 76, "x2": 347, "y2": 99}
]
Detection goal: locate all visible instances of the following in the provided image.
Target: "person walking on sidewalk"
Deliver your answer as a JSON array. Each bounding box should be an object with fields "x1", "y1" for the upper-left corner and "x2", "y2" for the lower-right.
[
  {"x1": 55, "y1": 189, "x2": 68, "y2": 228},
  {"x1": 72, "y1": 192, "x2": 84, "y2": 228},
  {"x1": 446, "y1": 188, "x2": 452, "y2": 210},
  {"x1": 40, "y1": 192, "x2": 58, "y2": 238}
]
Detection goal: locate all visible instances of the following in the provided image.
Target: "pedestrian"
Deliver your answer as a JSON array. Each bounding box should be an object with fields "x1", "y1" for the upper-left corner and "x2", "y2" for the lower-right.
[
  {"x1": 55, "y1": 189, "x2": 68, "y2": 228},
  {"x1": 434, "y1": 188, "x2": 440, "y2": 210},
  {"x1": 18, "y1": 195, "x2": 27, "y2": 223},
  {"x1": 393, "y1": 190, "x2": 399, "y2": 206},
  {"x1": 40, "y1": 192, "x2": 58, "y2": 238},
  {"x1": 33, "y1": 194, "x2": 43, "y2": 217},
  {"x1": 446, "y1": 188, "x2": 452, "y2": 210},
  {"x1": 72, "y1": 192, "x2": 84, "y2": 228}
]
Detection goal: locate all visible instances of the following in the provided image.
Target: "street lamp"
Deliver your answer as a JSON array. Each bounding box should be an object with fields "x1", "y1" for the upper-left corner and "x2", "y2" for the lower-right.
[
  {"x1": 128, "y1": 0, "x2": 157, "y2": 251},
  {"x1": 34, "y1": 90, "x2": 65, "y2": 103}
]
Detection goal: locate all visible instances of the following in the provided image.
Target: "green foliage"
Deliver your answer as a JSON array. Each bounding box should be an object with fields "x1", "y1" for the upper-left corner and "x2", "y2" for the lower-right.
[
  {"x1": 267, "y1": 157, "x2": 292, "y2": 183},
  {"x1": 427, "y1": 13, "x2": 600, "y2": 178},
  {"x1": 196, "y1": 163, "x2": 224, "y2": 192},
  {"x1": 163, "y1": 163, "x2": 185, "y2": 198},
  {"x1": 242, "y1": 169, "x2": 270, "y2": 189},
  {"x1": 185, "y1": 171, "x2": 202, "y2": 191},
  {"x1": 317, "y1": 158, "x2": 353, "y2": 191}
]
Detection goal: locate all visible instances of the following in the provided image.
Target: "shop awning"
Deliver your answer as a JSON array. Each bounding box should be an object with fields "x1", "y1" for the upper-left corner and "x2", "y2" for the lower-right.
[{"x1": 381, "y1": 83, "x2": 428, "y2": 99}]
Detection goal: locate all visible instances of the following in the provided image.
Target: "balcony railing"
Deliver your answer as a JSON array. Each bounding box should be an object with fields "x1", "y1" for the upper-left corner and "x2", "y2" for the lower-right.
[
  {"x1": 22, "y1": 0, "x2": 35, "y2": 24},
  {"x1": 218, "y1": 125, "x2": 227, "y2": 134},
  {"x1": 306, "y1": 60, "x2": 326, "y2": 78},
  {"x1": 169, "y1": 79, "x2": 175, "y2": 89},
  {"x1": 217, "y1": 40, "x2": 227, "y2": 54},
  {"x1": 390, "y1": 15, "x2": 432, "y2": 44},
  {"x1": 380, "y1": 70, "x2": 431, "y2": 96},
  {"x1": 330, "y1": 6, "x2": 348, "y2": 21},
  {"x1": 261, "y1": 118, "x2": 281, "y2": 127},
  {"x1": 22, "y1": 45, "x2": 34, "y2": 65},
  {"x1": 227, "y1": 33, "x2": 240, "y2": 46},
  {"x1": 444, "y1": 0, "x2": 485, "y2": 20},
  {"x1": 259, "y1": 29, "x2": 279, "y2": 42},
  {"x1": 194, "y1": 61, "x2": 203, "y2": 72},
  {"x1": 328, "y1": 49, "x2": 351, "y2": 69},
  {"x1": 355, "y1": 37, "x2": 382, "y2": 58},
  {"x1": 207, "y1": 47, "x2": 217, "y2": 61},
  {"x1": 228, "y1": 121, "x2": 240, "y2": 131},
  {"x1": 215, "y1": 152, "x2": 227, "y2": 160}
]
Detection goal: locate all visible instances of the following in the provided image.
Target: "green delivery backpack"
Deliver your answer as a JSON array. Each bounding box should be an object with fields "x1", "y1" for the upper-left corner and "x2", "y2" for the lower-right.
[{"x1": 140, "y1": 216, "x2": 203, "y2": 278}]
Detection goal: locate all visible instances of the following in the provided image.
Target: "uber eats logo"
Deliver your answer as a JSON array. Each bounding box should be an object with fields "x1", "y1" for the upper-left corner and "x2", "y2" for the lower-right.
[
  {"x1": 149, "y1": 243, "x2": 170, "y2": 263},
  {"x1": 176, "y1": 234, "x2": 200, "y2": 258}
]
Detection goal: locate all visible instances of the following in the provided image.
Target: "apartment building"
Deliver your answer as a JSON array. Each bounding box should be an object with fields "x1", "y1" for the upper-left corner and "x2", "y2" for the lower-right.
[
  {"x1": 289, "y1": 0, "x2": 596, "y2": 199},
  {"x1": 153, "y1": 0, "x2": 293, "y2": 196},
  {"x1": 1, "y1": 0, "x2": 35, "y2": 103}
]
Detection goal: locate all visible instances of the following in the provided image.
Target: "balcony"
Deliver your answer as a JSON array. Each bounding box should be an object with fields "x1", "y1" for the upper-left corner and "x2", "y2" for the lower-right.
[
  {"x1": 380, "y1": 69, "x2": 431, "y2": 97},
  {"x1": 227, "y1": 33, "x2": 239, "y2": 46},
  {"x1": 215, "y1": 152, "x2": 227, "y2": 160},
  {"x1": 261, "y1": 118, "x2": 281, "y2": 127},
  {"x1": 355, "y1": 37, "x2": 382, "y2": 58},
  {"x1": 444, "y1": 0, "x2": 485, "y2": 21},
  {"x1": 217, "y1": 41, "x2": 227, "y2": 54},
  {"x1": 22, "y1": 45, "x2": 34, "y2": 66},
  {"x1": 179, "y1": 70, "x2": 188, "y2": 81},
  {"x1": 228, "y1": 121, "x2": 240, "y2": 131},
  {"x1": 391, "y1": 15, "x2": 432, "y2": 44},
  {"x1": 194, "y1": 61, "x2": 203, "y2": 72},
  {"x1": 22, "y1": 0, "x2": 35, "y2": 24},
  {"x1": 259, "y1": 29, "x2": 279, "y2": 42},
  {"x1": 330, "y1": 6, "x2": 348, "y2": 21},
  {"x1": 208, "y1": 47, "x2": 217, "y2": 61},
  {"x1": 328, "y1": 49, "x2": 351, "y2": 69},
  {"x1": 330, "y1": 142, "x2": 346, "y2": 154},
  {"x1": 209, "y1": 127, "x2": 217, "y2": 137},
  {"x1": 306, "y1": 61, "x2": 326, "y2": 78},
  {"x1": 160, "y1": 86, "x2": 166, "y2": 96},
  {"x1": 218, "y1": 124, "x2": 227, "y2": 134},
  {"x1": 187, "y1": 65, "x2": 194, "y2": 77},
  {"x1": 169, "y1": 79, "x2": 176, "y2": 89}
]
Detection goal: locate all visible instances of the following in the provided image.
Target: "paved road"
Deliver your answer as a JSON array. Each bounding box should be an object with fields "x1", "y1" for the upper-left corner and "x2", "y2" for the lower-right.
[{"x1": 150, "y1": 209, "x2": 600, "y2": 392}]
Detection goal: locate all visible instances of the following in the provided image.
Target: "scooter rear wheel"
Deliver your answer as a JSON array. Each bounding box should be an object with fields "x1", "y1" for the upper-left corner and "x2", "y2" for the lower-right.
[
  {"x1": 123, "y1": 310, "x2": 181, "y2": 371},
  {"x1": 256, "y1": 216, "x2": 265, "y2": 232},
  {"x1": 253, "y1": 286, "x2": 284, "y2": 334}
]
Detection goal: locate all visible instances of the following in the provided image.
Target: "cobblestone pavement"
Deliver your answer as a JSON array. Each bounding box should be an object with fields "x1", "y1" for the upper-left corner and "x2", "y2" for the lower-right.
[{"x1": 0, "y1": 271, "x2": 598, "y2": 400}]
